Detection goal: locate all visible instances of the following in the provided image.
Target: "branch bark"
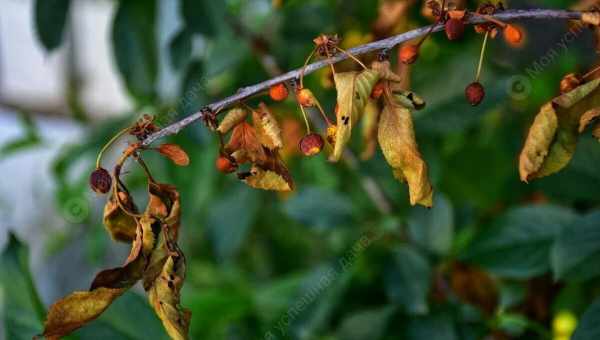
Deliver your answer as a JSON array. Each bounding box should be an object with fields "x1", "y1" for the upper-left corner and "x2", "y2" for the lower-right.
[{"x1": 143, "y1": 9, "x2": 582, "y2": 146}]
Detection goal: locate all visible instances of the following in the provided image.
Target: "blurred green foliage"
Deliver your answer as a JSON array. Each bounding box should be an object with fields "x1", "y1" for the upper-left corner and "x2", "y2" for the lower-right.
[{"x1": 3, "y1": 0, "x2": 600, "y2": 339}]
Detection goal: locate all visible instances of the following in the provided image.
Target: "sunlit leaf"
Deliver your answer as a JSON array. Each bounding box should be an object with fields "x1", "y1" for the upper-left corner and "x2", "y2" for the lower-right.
[
  {"x1": 225, "y1": 122, "x2": 266, "y2": 164},
  {"x1": 158, "y1": 143, "x2": 190, "y2": 166},
  {"x1": 253, "y1": 103, "x2": 283, "y2": 150},
  {"x1": 242, "y1": 165, "x2": 293, "y2": 192},
  {"x1": 378, "y1": 104, "x2": 433, "y2": 207},
  {"x1": 217, "y1": 108, "x2": 247, "y2": 134}
]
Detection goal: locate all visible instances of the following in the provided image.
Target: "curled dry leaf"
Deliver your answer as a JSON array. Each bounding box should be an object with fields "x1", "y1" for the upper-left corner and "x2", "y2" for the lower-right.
[
  {"x1": 578, "y1": 108, "x2": 600, "y2": 132},
  {"x1": 392, "y1": 90, "x2": 426, "y2": 110},
  {"x1": 242, "y1": 165, "x2": 293, "y2": 192},
  {"x1": 253, "y1": 103, "x2": 283, "y2": 150},
  {"x1": 378, "y1": 104, "x2": 433, "y2": 207},
  {"x1": 360, "y1": 98, "x2": 380, "y2": 160},
  {"x1": 330, "y1": 69, "x2": 380, "y2": 161},
  {"x1": 43, "y1": 287, "x2": 126, "y2": 340},
  {"x1": 225, "y1": 122, "x2": 267, "y2": 164},
  {"x1": 519, "y1": 78, "x2": 600, "y2": 181},
  {"x1": 158, "y1": 143, "x2": 190, "y2": 166},
  {"x1": 103, "y1": 190, "x2": 138, "y2": 242},
  {"x1": 371, "y1": 60, "x2": 403, "y2": 82},
  {"x1": 217, "y1": 108, "x2": 247, "y2": 134}
]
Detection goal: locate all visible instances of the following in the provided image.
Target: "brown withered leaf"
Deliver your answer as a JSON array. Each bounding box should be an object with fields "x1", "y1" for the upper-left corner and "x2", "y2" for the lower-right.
[
  {"x1": 147, "y1": 252, "x2": 191, "y2": 340},
  {"x1": 103, "y1": 190, "x2": 138, "y2": 242},
  {"x1": 360, "y1": 98, "x2": 380, "y2": 160},
  {"x1": 378, "y1": 104, "x2": 433, "y2": 207},
  {"x1": 158, "y1": 143, "x2": 190, "y2": 166},
  {"x1": 253, "y1": 103, "x2": 283, "y2": 150},
  {"x1": 594, "y1": 122, "x2": 600, "y2": 140},
  {"x1": 371, "y1": 60, "x2": 403, "y2": 82},
  {"x1": 217, "y1": 108, "x2": 247, "y2": 134},
  {"x1": 330, "y1": 69, "x2": 380, "y2": 162},
  {"x1": 225, "y1": 122, "x2": 267, "y2": 164},
  {"x1": 519, "y1": 78, "x2": 600, "y2": 181},
  {"x1": 43, "y1": 287, "x2": 126, "y2": 339}
]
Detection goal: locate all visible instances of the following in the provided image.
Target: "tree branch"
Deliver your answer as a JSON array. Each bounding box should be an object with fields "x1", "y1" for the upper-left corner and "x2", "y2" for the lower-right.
[{"x1": 142, "y1": 9, "x2": 582, "y2": 146}]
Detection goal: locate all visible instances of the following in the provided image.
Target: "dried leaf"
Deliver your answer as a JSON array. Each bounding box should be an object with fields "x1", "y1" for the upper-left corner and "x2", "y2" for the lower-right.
[
  {"x1": 371, "y1": 60, "x2": 403, "y2": 82},
  {"x1": 217, "y1": 108, "x2": 247, "y2": 134},
  {"x1": 225, "y1": 122, "x2": 267, "y2": 164},
  {"x1": 520, "y1": 79, "x2": 600, "y2": 181},
  {"x1": 392, "y1": 90, "x2": 426, "y2": 110},
  {"x1": 360, "y1": 98, "x2": 380, "y2": 160},
  {"x1": 158, "y1": 143, "x2": 190, "y2": 166},
  {"x1": 330, "y1": 69, "x2": 380, "y2": 161},
  {"x1": 253, "y1": 103, "x2": 283, "y2": 150},
  {"x1": 242, "y1": 165, "x2": 293, "y2": 192},
  {"x1": 579, "y1": 108, "x2": 600, "y2": 132},
  {"x1": 43, "y1": 287, "x2": 126, "y2": 339},
  {"x1": 103, "y1": 191, "x2": 138, "y2": 242},
  {"x1": 378, "y1": 104, "x2": 433, "y2": 207},
  {"x1": 147, "y1": 253, "x2": 191, "y2": 340},
  {"x1": 593, "y1": 122, "x2": 600, "y2": 140}
]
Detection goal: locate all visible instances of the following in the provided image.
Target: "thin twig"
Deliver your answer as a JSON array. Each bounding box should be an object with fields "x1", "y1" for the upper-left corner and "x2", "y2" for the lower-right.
[{"x1": 142, "y1": 9, "x2": 582, "y2": 146}]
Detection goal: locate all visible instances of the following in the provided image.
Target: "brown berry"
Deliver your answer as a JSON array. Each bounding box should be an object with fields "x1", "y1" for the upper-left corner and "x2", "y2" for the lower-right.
[
  {"x1": 465, "y1": 82, "x2": 485, "y2": 106},
  {"x1": 89, "y1": 167, "x2": 112, "y2": 194},
  {"x1": 269, "y1": 83, "x2": 288, "y2": 101},
  {"x1": 559, "y1": 73, "x2": 582, "y2": 94},
  {"x1": 296, "y1": 88, "x2": 315, "y2": 107},
  {"x1": 215, "y1": 156, "x2": 237, "y2": 173},
  {"x1": 504, "y1": 24, "x2": 523, "y2": 46},
  {"x1": 399, "y1": 44, "x2": 419, "y2": 65},
  {"x1": 299, "y1": 133, "x2": 324, "y2": 156},
  {"x1": 445, "y1": 18, "x2": 465, "y2": 41}
]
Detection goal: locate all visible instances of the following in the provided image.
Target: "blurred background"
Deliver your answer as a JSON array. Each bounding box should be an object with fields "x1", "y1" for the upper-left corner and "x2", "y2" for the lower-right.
[{"x1": 2, "y1": 0, "x2": 600, "y2": 339}]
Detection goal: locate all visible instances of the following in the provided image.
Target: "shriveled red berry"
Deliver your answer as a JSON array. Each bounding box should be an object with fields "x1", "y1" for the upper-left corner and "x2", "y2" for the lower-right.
[
  {"x1": 215, "y1": 156, "x2": 237, "y2": 173},
  {"x1": 465, "y1": 82, "x2": 485, "y2": 106},
  {"x1": 299, "y1": 133, "x2": 324, "y2": 156},
  {"x1": 89, "y1": 167, "x2": 112, "y2": 194},
  {"x1": 399, "y1": 44, "x2": 419, "y2": 65},
  {"x1": 445, "y1": 18, "x2": 465, "y2": 41},
  {"x1": 559, "y1": 73, "x2": 582, "y2": 94},
  {"x1": 269, "y1": 83, "x2": 288, "y2": 101}
]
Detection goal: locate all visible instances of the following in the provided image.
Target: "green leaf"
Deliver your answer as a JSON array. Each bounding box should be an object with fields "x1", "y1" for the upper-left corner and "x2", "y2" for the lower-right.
[
  {"x1": 180, "y1": 0, "x2": 225, "y2": 37},
  {"x1": 169, "y1": 29, "x2": 193, "y2": 71},
  {"x1": 384, "y1": 245, "x2": 431, "y2": 315},
  {"x1": 407, "y1": 193, "x2": 454, "y2": 255},
  {"x1": 463, "y1": 205, "x2": 576, "y2": 279},
  {"x1": 1, "y1": 234, "x2": 45, "y2": 340},
  {"x1": 336, "y1": 306, "x2": 395, "y2": 340},
  {"x1": 572, "y1": 297, "x2": 600, "y2": 340},
  {"x1": 551, "y1": 211, "x2": 600, "y2": 281},
  {"x1": 112, "y1": 0, "x2": 158, "y2": 103},
  {"x1": 283, "y1": 187, "x2": 353, "y2": 229},
  {"x1": 206, "y1": 186, "x2": 260, "y2": 261},
  {"x1": 34, "y1": 0, "x2": 71, "y2": 51}
]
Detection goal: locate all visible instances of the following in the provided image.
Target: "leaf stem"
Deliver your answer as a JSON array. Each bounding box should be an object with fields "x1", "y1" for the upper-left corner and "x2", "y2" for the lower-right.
[{"x1": 475, "y1": 31, "x2": 489, "y2": 82}]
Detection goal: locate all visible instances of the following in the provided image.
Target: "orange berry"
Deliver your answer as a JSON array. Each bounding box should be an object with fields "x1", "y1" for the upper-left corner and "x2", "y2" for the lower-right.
[
  {"x1": 504, "y1": 24, "x2": 523, "y2": 46},
  {"x1": 296, "y1": 88, "x2": 315, "y2": 107},
  {"x1": 465, "y1": 82, "x2": 485, "y2": 106},
  {"x1": 371, "y1": 82, "x2": 385, "y2": 99},
  {"x1": 299, "y1": 133, "x2": 324, "y2": 156},
  {"x1": 215, "y1": 156, "x2": 237, "y2": 173},
  {"x1": 399, "y1": 44, "x2": 419, "y2": 65},
  {"x1": 269, "y1": 83, "x2": 288, "y2": 101},
  {"x1": 559, "y1": 73, "x2": 582, "y2": 94}
]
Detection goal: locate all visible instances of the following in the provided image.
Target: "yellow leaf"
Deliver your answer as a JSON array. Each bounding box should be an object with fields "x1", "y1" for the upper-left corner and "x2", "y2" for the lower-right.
[
  {"x1": 217, "y1": 108, "x2": 247, "y2": 134},
  {"x1": 519, "y1": 78, "x2": 600, "y2": 181},
  {"x1": 253, "y1": 103, "x2": 283, "y2": 150},
  {"x1": 158, "y1": 143, "x2": 190, "y2": 166},
  {"x1": 147, "y1": 254, "x2": 191, "y2": 340},
  {"x1": 103, "y1": 191, "x2": 137, "y2": 242},
  {"x1": 519, "y1": 103, "x2": 558, "y2": 182},
  {"x1": 579, "y1": 108, "x2": 600, "y2": 133},
  {"x1": 43, "y1": 287, "x2": 126, "y2": 339},
  {"x1": 378, "y1": 104, "x2": 433, "y2": 207},
  {"x1": 242, "y1": 165, "x2": 293, "y2": 191},
  {"x1": 392, "y1": 90, "x2": 426, "y2": 110},
  {"x1": 330, "y1": 69, "x2": 380, "y2": 161},
  {"x1": 360, "y1": 98, "x2": 380, "y2": 160}
]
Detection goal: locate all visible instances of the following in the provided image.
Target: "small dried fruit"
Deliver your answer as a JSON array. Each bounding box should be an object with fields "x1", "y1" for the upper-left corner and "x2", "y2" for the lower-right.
[
  {"x1": 504, "y1": 24, "x2": 523, "y2": 46},
  {"x1": 269, "y1": 83, "x2": 289, "y2": 101},
  {"x1": 299, "y1": 133, "x2": 324, "y2": 156},
  {"x1": 465, "y1": 82, "x2": 485, "y2": 106},
  {"x1": 215, "y1": 155, "x2": 237, "y2": 173},
  {"x1": 559, "y1": 73, "x2": 582, "y2": 94},
  {"x1": 296, "y1": 88, "x2": 316, "y2": 107},
  {"x1": 90, "y1": 167, "x2": 112, "y2": 194},
  {"x1": 399, "y1": 44, "x2": 419, "y2": 65},
  {"x1": 445, "y1": 18, "x2": 465, "y2": 40}
]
